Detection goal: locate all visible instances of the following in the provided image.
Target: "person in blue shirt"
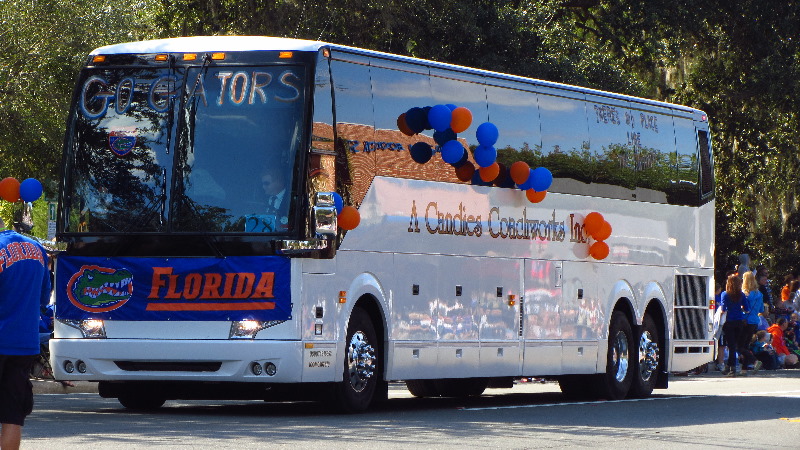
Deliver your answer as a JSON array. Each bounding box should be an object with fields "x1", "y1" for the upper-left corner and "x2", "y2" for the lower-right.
[
  {"x1": 741, "y1": 272, "x2": 764, "y2": 372},
  {"x1": 0, "y1": 219, "x2": 51, "y2": 449},
  {"x1": 720, "y1": 274, "x2": 746, "y2": 376}
]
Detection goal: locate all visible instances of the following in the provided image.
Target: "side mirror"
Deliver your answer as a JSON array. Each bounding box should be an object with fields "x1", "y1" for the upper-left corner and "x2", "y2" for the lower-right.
[{"x1": 313, "y1": 192, "x2": 337, "y2": 237}]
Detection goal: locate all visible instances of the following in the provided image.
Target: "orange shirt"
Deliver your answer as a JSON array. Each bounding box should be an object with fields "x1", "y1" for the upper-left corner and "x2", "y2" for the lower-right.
[{"x1": 782, "y1": 284, "x2": 790, "y2": 301}]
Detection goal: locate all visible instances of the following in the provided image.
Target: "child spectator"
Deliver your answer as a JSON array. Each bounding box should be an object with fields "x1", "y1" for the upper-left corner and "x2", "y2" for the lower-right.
[
  {"x1": 751, "y1": 330, "x2": 779, "y2": 370},
  {"x1": 767, "y1": 318, "x2": 799, "y2": 368},
  {"x1": 785, "y1": 330, "x2": 800, "y2": 361}
]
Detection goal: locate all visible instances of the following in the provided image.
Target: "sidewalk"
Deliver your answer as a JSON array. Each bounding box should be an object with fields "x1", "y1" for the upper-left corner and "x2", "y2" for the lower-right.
[{"x1": 32, "y1": 380, "x2": 98, "y2": 394}]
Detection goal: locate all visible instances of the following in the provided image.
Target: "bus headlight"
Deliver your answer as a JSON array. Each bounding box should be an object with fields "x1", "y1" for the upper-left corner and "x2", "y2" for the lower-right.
[
  {"x1": 62, "y1": 319, "x2": 107, "y2": 338},
  {"x1": 229, "y1": 320, "x2": 285, "y2": 339}
]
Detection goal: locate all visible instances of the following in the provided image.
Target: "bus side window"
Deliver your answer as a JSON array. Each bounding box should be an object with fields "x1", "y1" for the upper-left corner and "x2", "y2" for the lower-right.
[
  {"x1": 538, "y1": 88, "x2": 591, "y2": 189},
  {"x1": 672, "y1": 115, "x2": 700, "y2": 206},
  {"x1": 330, "y1": 54, "x2": 373, "y2": 207},
  {"x1": 698, "y1": 129, "x2": 714, "y2": 203},
  {"x1": 486, "y1": 81, "x2": 540, "y2": 182}
]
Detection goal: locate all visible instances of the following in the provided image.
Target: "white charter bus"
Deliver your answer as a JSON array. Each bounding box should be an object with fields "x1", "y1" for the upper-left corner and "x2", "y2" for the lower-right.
[{"x1": 52, "y1": 36, "x2": 714, "y2": 411}]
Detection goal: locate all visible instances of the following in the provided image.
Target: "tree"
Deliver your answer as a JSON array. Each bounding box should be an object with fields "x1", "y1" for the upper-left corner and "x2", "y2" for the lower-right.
[{"x1": 0, "y1": 0, "x2": 161, "y2": 195}]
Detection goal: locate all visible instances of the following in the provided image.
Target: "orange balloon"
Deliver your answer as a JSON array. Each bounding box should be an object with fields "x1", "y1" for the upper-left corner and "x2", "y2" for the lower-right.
[
  {"x1": 509, "y1": 161, "x2": 531, "y2": 185},
  {"x1": 583, "y1": 212, "x2": 604, "y2": 237},
  {"x1": 479, "y1": 162, "x2": 500, "y2": 182},
  {"x1": 594, "y1": 220, "x2": 612, "y2": 241},
  {"x1": 526, "y1": 189, "x2": 547, "y2": 203},
  {"x1": 450, "y1": 107, "x2": 473, "y2": 133},
  {"x1": 338, "y1": 205, "x2": 361, "y2": 230},
  {"x1": 0, "y1": 177, "x2": 20, "y2": 203},
  {"x1": 589, "y1": 241, "x2": 610, "y2": 260},
  {"x1": 397, "y1": 113, "x2": 415, "y2": 136},
  {"x1": 455, "y1": 161, "x2": 475, "y2": 182}
]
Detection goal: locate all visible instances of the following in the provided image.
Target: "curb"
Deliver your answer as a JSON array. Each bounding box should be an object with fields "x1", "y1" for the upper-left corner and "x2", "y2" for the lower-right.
[{"x1": 32, "y1": 380, "x2": 99, "y2": 394}]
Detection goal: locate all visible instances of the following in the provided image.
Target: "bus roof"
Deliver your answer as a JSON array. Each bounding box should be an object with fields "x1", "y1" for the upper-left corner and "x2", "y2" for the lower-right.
[{"x1": 91, "y1": 36, "x2": 703, "y2": 116}]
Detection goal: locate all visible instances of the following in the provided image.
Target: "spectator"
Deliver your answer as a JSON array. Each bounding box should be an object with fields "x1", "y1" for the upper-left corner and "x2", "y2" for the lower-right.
[
  {"x1": 741, "y1": 272, "x2": 763, "y2": 372},
  {"x1": 776, "y1": 281, "x2": 798, "y2": 320},
  {"x1": 756, "y1": 270, "x2": 775, "y2": 315},
  {"x1": 751, "y1": 330, "x2": 779, "y2": 370},
  {"x1": 713, "y1": 282, "x2": 726, "y2": 371},
  {"x1": 780, "y1": 274, "x2": 794, "y2": 303},
  {"x1": 720, "y1": 274, "x2": 746, "y2": 376},
  {"x1": 767, "y1": 318, "x2": 799, "y2": 368},
  {"x1": 0, "y1": 218, "x2": 52, "y2": 449},
  {"x1": 785, "y1": 330, "x2": 800, "y2": 361}
]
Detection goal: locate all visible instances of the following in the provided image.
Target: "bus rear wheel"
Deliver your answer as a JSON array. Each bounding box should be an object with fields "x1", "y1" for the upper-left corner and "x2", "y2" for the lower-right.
[
  {"x1": 598, "y1": 311, "x2": 633, "y2": 400},
  {"x1": 630, "y1": 315, "x2": 660, "y2": 398},
  {"x1": 331, "y1": 307, "x2": 379, "y2": 412}
]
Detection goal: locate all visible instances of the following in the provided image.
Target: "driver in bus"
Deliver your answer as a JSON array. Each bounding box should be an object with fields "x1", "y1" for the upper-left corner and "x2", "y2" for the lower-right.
[{"x1": 245, "y1": 166, "x2": 289, "y2": 233}]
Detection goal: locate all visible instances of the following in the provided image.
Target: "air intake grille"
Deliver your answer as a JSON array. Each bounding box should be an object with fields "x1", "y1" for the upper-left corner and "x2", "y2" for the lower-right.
[
  {"x1": 674, "y1": 275, "x2": 708, "y2": 340},
  {"x1": 115, "y1": 361, "x2": 222, "y2": 372}
]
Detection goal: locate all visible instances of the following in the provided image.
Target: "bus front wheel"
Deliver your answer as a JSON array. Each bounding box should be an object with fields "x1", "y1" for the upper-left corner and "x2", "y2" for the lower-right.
[{"x1": 332, "y1": 307, "x2": 380, "y2": 412}]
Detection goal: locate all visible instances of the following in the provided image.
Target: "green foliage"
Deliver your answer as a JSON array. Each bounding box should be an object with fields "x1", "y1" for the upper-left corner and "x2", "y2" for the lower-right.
[
  {"x1": 3, "y1": 0, "x2": 800, "y2": 281},
  {"x1": 0, "y1": 0, "x2": 161, "y2": 194}
]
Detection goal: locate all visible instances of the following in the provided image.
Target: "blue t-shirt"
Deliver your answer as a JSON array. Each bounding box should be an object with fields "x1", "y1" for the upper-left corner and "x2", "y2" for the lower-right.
[
  {"x1": 720, "y1": 291, "x2": 745, "y2": 322},
  {"x1": 743, "y1": 290, "x2": 764, "y2": 325},
  {"x1": 0, "y1": 230, "x2": 51, "y2": 355}
]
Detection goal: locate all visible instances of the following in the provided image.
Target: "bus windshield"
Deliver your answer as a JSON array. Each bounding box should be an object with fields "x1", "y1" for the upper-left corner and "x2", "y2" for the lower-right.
[{"x1": 63, "y1": 63, "x2": 307, "y2": 235}]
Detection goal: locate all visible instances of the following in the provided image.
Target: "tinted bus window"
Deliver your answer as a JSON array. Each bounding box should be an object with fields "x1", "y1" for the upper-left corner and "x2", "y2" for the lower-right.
[
  {"x1": 632, "y1": 105, "x2": 675, "y2": 203},
  {"x1": 672, "y1": 115, "x2": 700, "y2": 206},
  {"x1": 538, "y1": 87, "x2": 591, "y2": 186},
  {"x1": 587, "y1": 96, "x2": 636, "y2": 193},
  {"x1": 486, "y1": 80, "x2": 540, "y2": 172}
]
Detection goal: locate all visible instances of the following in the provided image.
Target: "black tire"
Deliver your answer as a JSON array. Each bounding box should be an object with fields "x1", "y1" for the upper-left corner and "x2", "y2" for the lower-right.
[
  {"x1": 558, "y1": 374, "x2": 600, "y2": 400},
  {"x1": 118, "y1": 394, "x2": 166, "y2": 410},
  {"x1": 598, "y1": 311, "x2": 634, "y2": 400},
  {"x1": 331, "y1": 307, "x2": 380, "y2": 412},
  {"x1": 433, "y1": 378, "x2": 488, "y2": 398},
  {"x1": 406, "y1": 379, "x2": 439, "y2": 398},
  {"x1": 630, "y1": 314, "x2": 661, "y2": 398}
]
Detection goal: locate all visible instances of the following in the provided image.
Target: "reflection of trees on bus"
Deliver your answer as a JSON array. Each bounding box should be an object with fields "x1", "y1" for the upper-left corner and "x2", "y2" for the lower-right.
[{"x1": 496, "y1": 141, "x2": 699, "y2": 205}]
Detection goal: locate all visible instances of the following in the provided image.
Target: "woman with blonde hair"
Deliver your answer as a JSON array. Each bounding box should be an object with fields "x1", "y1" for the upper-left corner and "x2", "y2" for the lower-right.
[{"x1": 741, "y1": 272, "x2": 764, "y2": 372}]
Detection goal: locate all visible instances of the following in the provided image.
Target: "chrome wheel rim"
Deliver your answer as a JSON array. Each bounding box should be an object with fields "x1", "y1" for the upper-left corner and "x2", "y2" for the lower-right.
[
  {"x1": 612, "y1": 330, "x2": 629, "y2": 383},
  {"x1": 638, "y1": 330, "x2": 659, "y2": 382},
  {"x1": 347, "y1": 331, "x2": 376, "y2": 392}
]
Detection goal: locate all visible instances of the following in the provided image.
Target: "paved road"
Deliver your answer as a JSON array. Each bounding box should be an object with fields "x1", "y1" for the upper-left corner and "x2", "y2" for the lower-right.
[{"x1": 23, "y1": 370, "x2": 800, "y2": 449}]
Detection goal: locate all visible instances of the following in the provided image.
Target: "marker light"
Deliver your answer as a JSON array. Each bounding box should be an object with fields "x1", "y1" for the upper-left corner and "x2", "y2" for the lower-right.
[
  {"x1": 92, "y1": 55, "x2": 106, "y2": 63},
  {"x1": 279, "y1": 51, "x2": 293, "y2": 59},
  {"x1": 183, "y1": 53, "x2": 197, "y2": 61},
  {"x1": 338, "y1": 291, "x2": 347, "y2": 304},
  {"x1": 211, "y1": 52, "x2": 225, "y2": 60},
  {"x1": 155, "y1": 54, "x2": 169, "y2": 62}
]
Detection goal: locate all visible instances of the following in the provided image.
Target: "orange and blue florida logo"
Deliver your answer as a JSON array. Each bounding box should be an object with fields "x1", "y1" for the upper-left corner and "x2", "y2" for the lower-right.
[{"x1": 67, "y1": 265, "x2": 133, "y2": 312}]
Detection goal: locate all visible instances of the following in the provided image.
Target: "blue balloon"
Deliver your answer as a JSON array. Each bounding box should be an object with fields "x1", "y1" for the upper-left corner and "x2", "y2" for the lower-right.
[
  {"x1": 410, "y1": 142, "x2": 433, "y2": 164},
  {"x1": 518, "y1": 169, "x2": 535, "y2": 190},
  {"x1": 531, "y1": 167, "x2": 553, "y2": 192},
  {"x1": 476, "y1": 122, "x2": 499, "y2": 146},
  {"x1": 405, "y1": 107, "x2": 427, "y2": 134},
  {"x1": 331, "y1": 192, "x2": 343, "y2": 214},
  {"x1": 428, "y1": 105, "x2": 453, "y2": 132},
  {"x1": 441, "y1": 140, "x2": 465, "y2": 164},
  {"x1": 433, "y1": 128, "x2": 457, "y2": 146},
  {"x1": 19, "y1": 178, "x2": 43, "y2": 202},
  {"x1": 473, "y1": 145, "x2": 497, "y2": 168},
  {"x1": 446, "y1": 104, "x2": 458, "y2": 111},
  {"x1": 421, "y1": 106, "x2": 432, "y2": 130},
  {"x1": 451, "y1": 147, "x2": 469, "y2": 167}
]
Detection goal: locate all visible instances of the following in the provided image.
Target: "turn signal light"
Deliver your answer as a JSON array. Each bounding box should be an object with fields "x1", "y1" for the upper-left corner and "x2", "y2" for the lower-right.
[{"x1": 92, "y1": 55, "x2": 106, "y2": 63}]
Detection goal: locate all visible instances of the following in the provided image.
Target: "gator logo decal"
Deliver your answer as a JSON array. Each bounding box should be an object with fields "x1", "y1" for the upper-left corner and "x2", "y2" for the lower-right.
[{"x1": 67, "y1": 265, "x2": 133, "y2": 312}]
